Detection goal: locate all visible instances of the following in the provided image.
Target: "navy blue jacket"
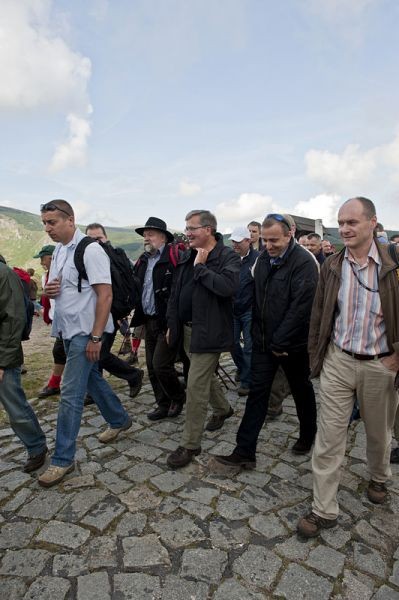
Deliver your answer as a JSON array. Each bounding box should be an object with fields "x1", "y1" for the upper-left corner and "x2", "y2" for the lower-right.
[{"x1": 233, "y1": 246, "x2": 259, "y2": 316}]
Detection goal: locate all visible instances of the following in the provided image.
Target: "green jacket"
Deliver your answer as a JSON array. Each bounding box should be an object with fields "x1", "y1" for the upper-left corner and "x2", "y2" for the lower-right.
[
  {"x1": 0, "y1": 263, "x2": 25, "y2": 369},
  {"x1": 308, "y1": 240, "x2": 399, "y2": 378}
]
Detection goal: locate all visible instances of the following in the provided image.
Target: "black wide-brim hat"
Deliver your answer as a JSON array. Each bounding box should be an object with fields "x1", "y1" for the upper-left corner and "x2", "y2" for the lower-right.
[{"x1": 135, "y1": 217, "x2": 174, "y2": 243}]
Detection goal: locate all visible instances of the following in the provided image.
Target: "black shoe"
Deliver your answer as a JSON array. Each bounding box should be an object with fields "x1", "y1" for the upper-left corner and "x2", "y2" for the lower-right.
[
  {"x1": 167, "y1": 446, "x2": 201, "y2": 469},
  {"x1": 205, "y1": 406, "x2": 234, "y2": 431},
  {"x1": 168, "y1": 402, "x2": 183, "y2": 418},
  {"x1": 391, "y1": 448, "x2": 399, "y2": 464},
  {"x1": 129, "y1": 369, "x2": 144, "y2": 398},
  {"x1": 147, "y1": 407, "x2": 169, "y2": 421},
  {"x1": 214, "y1": 451, "x2": 256, "y2": 469},
  {"x1": 292, "y1": 438, "x2": 314, "y2": 455},
  {"x1": 84, "y1": 394, "x2": 95, "y2": 406},
  {"x1": 38, "y1": 386, "x2": 61, "y2": 399},
  {"x1": 23, "y1": 447, "x2": 48, "y2": 473}
]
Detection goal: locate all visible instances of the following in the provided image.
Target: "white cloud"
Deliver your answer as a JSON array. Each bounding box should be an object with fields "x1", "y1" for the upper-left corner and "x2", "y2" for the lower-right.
[
  {"x1": 293, "y1": 194, "x2": 341, "y2": 227},
  {"x1": 215, "y1": 193, "x2": 277, "y2": 224},
  {"x1": 179, "y1": 180, "x2": 201, "y2": 197},
  {"x1": 50, "y1": 113, "x2": 91, "y2": 171},
  {"x1": 305, "y1": 0, "x2": 376, "y2": 21},
  {"x1": 0, "y1": 0, "x2": 92, "y2": 170}
]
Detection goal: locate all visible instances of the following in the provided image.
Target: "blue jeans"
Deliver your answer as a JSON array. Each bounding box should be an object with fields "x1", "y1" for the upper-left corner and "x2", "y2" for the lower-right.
[
  {"x1": 0, "y1": 367, "x2": 46, "y2": 457},
  {"x1": 52, "y1": 334, "x2": 130, "y2": 467},
  {"x1": 232, "y1": 311, "x2": 253, "y2": 389}
]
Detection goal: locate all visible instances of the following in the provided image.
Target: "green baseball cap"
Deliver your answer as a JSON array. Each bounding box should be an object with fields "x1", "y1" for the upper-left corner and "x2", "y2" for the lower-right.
[{"x1": 33, "y1": 244, "x2": 56, "y2": 258}]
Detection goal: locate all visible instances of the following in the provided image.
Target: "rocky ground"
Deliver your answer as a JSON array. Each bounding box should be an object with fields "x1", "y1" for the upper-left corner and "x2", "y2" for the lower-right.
[{"x1": 1, "y1": 319, "x2": 399, "y2": 599}]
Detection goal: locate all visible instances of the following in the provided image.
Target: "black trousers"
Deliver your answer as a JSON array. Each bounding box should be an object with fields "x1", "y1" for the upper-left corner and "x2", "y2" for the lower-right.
[
  {"x1": 99, "y1": 330, "x2": 141, "y2": 385},
  {"x1": 145, "y1": 318, "x2": 185, "y2": 409},
  {"x1": 236, "y1": 348, "x2": 317, "y2": 458}
]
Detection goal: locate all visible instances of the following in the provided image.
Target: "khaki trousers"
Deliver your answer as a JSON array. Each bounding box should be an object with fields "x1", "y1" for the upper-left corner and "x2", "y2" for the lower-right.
[
  {"x1": 312, "y1": 343, "x2": 398, "y2": 519},
  {"x1": 180, "y1": 326, "x2": 231, "y2": 449}
]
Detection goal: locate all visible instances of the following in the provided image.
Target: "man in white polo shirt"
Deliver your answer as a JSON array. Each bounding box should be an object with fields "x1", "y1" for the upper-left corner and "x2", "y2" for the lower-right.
[{"x1": 38, "y1": 200, "x2": 132, "y2": 487}]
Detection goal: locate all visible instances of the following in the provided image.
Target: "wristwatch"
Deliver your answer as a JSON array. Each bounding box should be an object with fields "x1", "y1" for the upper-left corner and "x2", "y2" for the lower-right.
[{"x1": 89, "y1": 334, "x2": 103, "y2": 343}]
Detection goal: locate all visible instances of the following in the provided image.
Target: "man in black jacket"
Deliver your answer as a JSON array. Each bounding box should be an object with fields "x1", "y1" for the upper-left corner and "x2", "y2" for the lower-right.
[
  {"x1": 132, "y1": 217, "x2": 186, "y2": 420},
  {"x1": 215, "y1": 213, "x2": 318, "y2": 468},
  {"x1": 166, "y1": 210, "x2": 241, "y2": 469}
]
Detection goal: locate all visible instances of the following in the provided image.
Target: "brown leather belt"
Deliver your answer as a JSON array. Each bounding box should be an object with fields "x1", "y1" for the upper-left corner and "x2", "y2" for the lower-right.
[{"x1": 340, "y1": 348, "x2": 391, "y2": 361}]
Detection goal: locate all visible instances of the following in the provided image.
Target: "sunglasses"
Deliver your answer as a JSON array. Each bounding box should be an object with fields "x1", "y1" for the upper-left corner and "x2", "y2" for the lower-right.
[
  {"x1": 266, "y1": 213, "x2": 291, "y2": 229},
  {"x1": 40, "y1": 202, "x2": 72, "y2": 217}
]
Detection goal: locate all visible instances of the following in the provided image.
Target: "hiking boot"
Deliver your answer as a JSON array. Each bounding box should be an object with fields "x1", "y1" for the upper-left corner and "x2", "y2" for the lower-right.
[
  {"x1": 38, "y1": 386, "x2": 60, "y2": 399},
  {"x1": 38, "y1": 463, "x2": 75, "y2": 488},
  {"x1": 167, "y1": 446, "x2": 201, "y2": 469},
  {"x1": 292, "y1": 438, "x2": 314, "y2": 455},
  {"x1": 297, "y1": 512, "x2": 338, "y2": 538},
  {"x1": 214, "y1": 451, "x2": 256, "y2": 469},
  {"x1": 147, "y1": 407, "x2": 169, "y2": 421},
  {"x1": 23, "y1": 447, "x2": 48, "y2": 473},
  {"x1": 367, "y1": 480, "x2": 388, "y2": 504},
  {"x1": 168, "y1": 402, "x2": 183, "y2": 418},
  {"x1": 129, "y1": 369, "x2": 144, "y2": 398},
  {"x1": 237, "y1": 387, "x2": 250, "y2": 397},
  {"x1": 98, "y1": 417, "x2": 133, "y2": 443},
  {"x1": 205, "y1": 406, "x2": 234, "y2": 431},
  {"x1": 391, "y1": 448, "x2": 399, "y2": 464}
]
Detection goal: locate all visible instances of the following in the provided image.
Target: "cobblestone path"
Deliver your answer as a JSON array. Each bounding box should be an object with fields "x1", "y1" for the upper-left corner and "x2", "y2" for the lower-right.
[{"x1": 1, "y1": 332, "x2": 399, "y2": 598}]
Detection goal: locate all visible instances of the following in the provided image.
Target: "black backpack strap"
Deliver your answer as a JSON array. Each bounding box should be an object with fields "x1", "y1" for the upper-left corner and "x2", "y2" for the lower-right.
[
  {"x1": 388, "y1": 242, "x2": 399, "y2": 266},
  {"x1": 73, "y1": 236, "x2": 97, "y2": 292}
]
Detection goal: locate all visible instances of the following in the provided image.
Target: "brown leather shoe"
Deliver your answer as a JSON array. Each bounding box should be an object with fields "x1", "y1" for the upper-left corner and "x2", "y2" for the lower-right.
[
  {"x1": 167, "y1": 446, "x2": 201, "y2": 469},
  {"x1": 205, "y1": 406, "x2": 234, "y2": 431},
  {"x1": 367, "y1": 480, "x2": 388, "y2": 504},
  {"x1": 23, "y1": 447, "x2": 48, "y2": 473},
  {"x1": 297, "y1": 512, "x2": 337, "y2": 538}
]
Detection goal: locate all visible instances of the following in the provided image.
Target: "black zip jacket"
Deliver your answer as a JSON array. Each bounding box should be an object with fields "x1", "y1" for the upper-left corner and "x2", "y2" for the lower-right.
[
  {"x1": 167, "y1": 234, "x2": 240, "y2": 353},
  {"x1": 252, "y1": 238, "x2": 319, "y2": 353}
]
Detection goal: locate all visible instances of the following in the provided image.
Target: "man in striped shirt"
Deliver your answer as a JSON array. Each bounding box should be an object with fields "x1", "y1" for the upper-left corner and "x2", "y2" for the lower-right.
[{"x1": 297, "y1": 196, "x2": 399, "y2": 538}]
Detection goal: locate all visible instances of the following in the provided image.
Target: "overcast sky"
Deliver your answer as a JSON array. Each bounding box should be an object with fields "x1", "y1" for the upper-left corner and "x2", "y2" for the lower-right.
[{"x1": 1, "y1": 0, "x2": 398, "y2": 231}]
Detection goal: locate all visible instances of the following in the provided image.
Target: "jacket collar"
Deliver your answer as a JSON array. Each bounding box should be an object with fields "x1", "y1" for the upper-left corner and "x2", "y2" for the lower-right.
[{"x1": 327, "y1": 238, "x2": 397, "y2": 280}]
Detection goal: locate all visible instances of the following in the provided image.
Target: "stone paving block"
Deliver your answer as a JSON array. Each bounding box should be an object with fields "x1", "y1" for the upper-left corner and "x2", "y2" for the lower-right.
[
  {"x1": 113, "y1": 573, "x2": 161, "y2": 600},
  {"x1": 373, "y1": 587, "x2": 399, "y2": 600},
  {"x1": 57, "y1": 488, "x2": 108, "y2": 522},
  {"x1": 150, "y1": 470, "x2": 191, "y2": 492},
  {"x1": 274, "y1": 536, "x2": 316, "y2": 561},
  {"x1": 0, "y1": 520, "x2": 38, "y2": 549},
  {"x1": 96, "y1": 470, "x2": 133, "y2": 494},
  {"x1": 177, "y1": 483, "x2": 220, "y2": 505},
  {"x1": 63, "y1": 474, "x2": 95, "y2": 489},
  {"x1": 232, "y1": 544, "x2": 282, "y2": 591},
  {"x1": 337, "y1": 569, "x2": 374, "y2": 600},
  {"x1": 180, "y1": 548, "x2": 228, "y2": 584},
  {"x1": 122, "y1": 534, "x2": 171, "y2": 568},
  {"x1": 162, "y1": 574, "x2": 209, "y2": 600},
  {"x1": 213, "y1": 578, "x2": 265, "y2": 600},
  {"x1": 353, "y1": 542, "x2": 387, "y2": 578},
  {"x1": 277, "y1": 501, "x2": 311, "y2": 531},
  {"x1": 180, "y1": 499, "x2": 214, "y2": 520},
  {"x1": 123, "y1": 443, "x2": 163, "y2": 461},
  {"x1": 274, "y1": 563, "x2": 333, "y2": 599},
  {"x1": 124, "y1": 462, "x2": 163, "y2": 483},
  {"x1": 92, "y1": 446, "x2": 115, "y2": 459},
  {"x1": 103, "y1": 454, "x2": 132, "y2": 473},
  {"x1": 79, "y1": 461, "x2": 102, "y2": 475},
  {"x1": 53, "y1": 553, "x2": 88, "y2": 577},
  {"x1": 306, "y1": 544, "x2": 346, "y2": 578},
  {"x1": 1, "y1": 577, "x2": 27, "y2": 600},
  {"x1": 36, "y1": 519, "x2": 90, "y2": 549},
  {"x1": 370, "y1": 513, "x2": 399, "y2": 541},
  {"x1": 0, "y1": 470, "x2": 32, "y2": 491},
  {"x1": 158, "y1": 496, "x2": 181, "y2": 515},
  {"x1": 320, "y1": 525, "x2": 351, "y2": 549},
  {"x1": 80, "y1": 495, "x2": 125, "y2": 532},
  {"x1": 209, "y1": 520, "x2": 251, "y2": 550},
  {"x1": 390, "y1": 560, "x2": 399, "y2": 587},
  {"x1": 338, "y1": 489, "x2": 369, "y2": 517},
  {"x1": 271, "y1": 461, "x2": 299, "y2": 481},
  {"x1": 151, "y1": 515, "x2": 206, "y2": 548},
  {"x1": 217, "y1": 493, "x2": 256, "y2": 520},
  {"x1": 77, "y1": 571, "x2": 111, "y2": 600},
  {"x1": 0, "y1": 460, "x2": 17, "y2": 474},
  {"x1": 0, "y1": 549, "x2": 52, "y2": 577},
  {"x1": 23, "y1": 576, "x2": 70, "y2": 600},
  {"x1": 203, "y1": 473, "x2": 243, "y2": 492},
  {"x1": 115, "y1": 512, "x2": 147, "y2": 536},
  {"x1": 236, "y1": 469, "x2": 271, "y2": 488},
  {"x1": 83, "y1": 535, "x2": 117, "y2": 568},
  {"x1": 354, "y1": 519, "x2": 390, "y2": 552},
  {"x1": 119, "y1": 485, "x2": 162, "y2": 513},
  {"x1": 248, "y1": 513, "x2": 287, "y2": 538},
  {"x1": 18, "y1": 490, "x2": 69, "y2": 520}
]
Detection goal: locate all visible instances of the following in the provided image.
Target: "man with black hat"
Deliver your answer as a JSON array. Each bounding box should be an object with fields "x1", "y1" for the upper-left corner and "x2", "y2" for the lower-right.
[{"x1": 132, "y1": 217, "x2": 186, "y2": 420}]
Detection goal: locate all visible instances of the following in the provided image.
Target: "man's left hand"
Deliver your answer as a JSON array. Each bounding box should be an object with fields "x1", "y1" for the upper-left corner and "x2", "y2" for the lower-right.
[
  {"x1": 86, "y1": 340, "x2": 102, "y2": 362},
  {"x1": 0, "y1": 369, "x2": 4, "y2": 383},
  {"x1": 272, "y1": 351, "x2": 288, "y2": 357},
  {"x1": 381, "y1": 353, "x2": 399, "y2": 373}
]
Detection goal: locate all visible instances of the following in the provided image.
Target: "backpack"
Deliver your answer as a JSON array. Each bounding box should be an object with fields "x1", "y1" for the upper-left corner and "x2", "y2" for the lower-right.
[
  {"x1": 13, "y1": 271, "x2": 34, "y2": 341},
  {"x1": 74, "y1": 237, "x2": 140, "y2": 321},
  {"x1": 135, "y1": 242, "x2": 186, "y2": 271}
]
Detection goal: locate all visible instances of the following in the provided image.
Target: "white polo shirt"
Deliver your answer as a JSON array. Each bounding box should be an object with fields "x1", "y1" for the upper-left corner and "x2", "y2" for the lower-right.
[{"x1": 49, "y1": 228, "x2": 114, "y2": 340}]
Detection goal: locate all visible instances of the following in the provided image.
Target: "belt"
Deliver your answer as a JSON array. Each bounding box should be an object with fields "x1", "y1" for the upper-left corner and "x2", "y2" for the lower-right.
[{"x1": 340, "y1": 348, "x2": 391, "y2": 361}]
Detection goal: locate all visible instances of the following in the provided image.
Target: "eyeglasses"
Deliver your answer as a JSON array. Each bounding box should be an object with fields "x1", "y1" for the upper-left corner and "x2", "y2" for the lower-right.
[
  {"x1": 266, "y1": 213, "x2": 291, "y2": 229},
  {"x1": 184, "y1": 225, "x2": 209, "y2": 233},
  {"x1": 40, "y1": 202, "x2": 72, "y2": 217}
]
